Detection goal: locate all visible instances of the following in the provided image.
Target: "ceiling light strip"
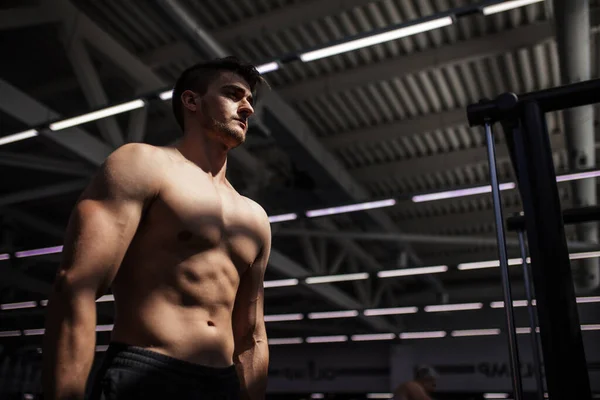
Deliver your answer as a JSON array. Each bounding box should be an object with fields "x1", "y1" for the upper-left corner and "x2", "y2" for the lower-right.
[
  {"x1": 49, "y1": 100, "x2": 146, "y2": 131},
  {"x1": 0, "y1": 130, "x2": 38, "y2": 146}
]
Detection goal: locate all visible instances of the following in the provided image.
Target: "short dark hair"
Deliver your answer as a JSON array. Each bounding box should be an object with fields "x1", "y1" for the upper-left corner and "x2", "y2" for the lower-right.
[{"x1": 171, "y1": 56, "x2": 267, "y2": 129}]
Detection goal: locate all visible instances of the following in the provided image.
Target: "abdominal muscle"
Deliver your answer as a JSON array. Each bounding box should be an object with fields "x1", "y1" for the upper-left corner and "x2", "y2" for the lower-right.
[{"x1": 109, "y1": 250, "x2": 240, "y2": 368}]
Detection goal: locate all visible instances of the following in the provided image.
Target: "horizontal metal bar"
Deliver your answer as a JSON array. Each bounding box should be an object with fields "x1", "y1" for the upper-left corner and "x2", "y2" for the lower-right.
[
  {"x1": 467, "y1": 78, "x2": 600, "y2": 127},
  {"x1": 507, "y1": 205, "x2": 600, "y2": 232}
]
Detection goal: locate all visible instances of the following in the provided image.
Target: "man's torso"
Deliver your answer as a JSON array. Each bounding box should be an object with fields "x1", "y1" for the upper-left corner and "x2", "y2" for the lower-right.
[{"x1": 109, "y1": 147, "x2": 265, "y2": 368}]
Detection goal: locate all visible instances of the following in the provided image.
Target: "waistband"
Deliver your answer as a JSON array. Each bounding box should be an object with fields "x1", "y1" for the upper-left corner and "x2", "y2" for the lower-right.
[{"x1": 101, "y1": 342, "x2": 239, "y2": 383}]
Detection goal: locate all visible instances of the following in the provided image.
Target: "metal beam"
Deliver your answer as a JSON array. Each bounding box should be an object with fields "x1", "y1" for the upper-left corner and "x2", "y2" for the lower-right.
[
  {"x1": 268, "y1": 251, "x2": 397, "y2": 332},
  {"x1": 54, "y1": 0, "x2": 163, "y2": 92},
  {"x1": 350, "y1": 132, "x2": 566, "y2": 183},
  {"x1": 323, "y1": 108, "x2": 466, "y2": 150},
  {"x1": 278, "y1": 21, "x2": 555, "y2": 101},
  {"x1": 553, "y1": 0, "x2": 599, "y2": 292},
  {"x1": 0, "y1": 79, "x2": 113, "y2": 166},
  {"x1": 127, "y1": 108, "x2": 148, "y2": 143},
  {"x1": 63, "y1": 36, "x2": 124, "y2": 148},
  {"x1": 0, "y1": 180, "x2": 87, "y2": 208},
  {"x1": 275, "y1": 228, "x2": 597, "y2": 251},
  {"x1": 0, "y1": 6, "x2": 59, "y2": 31},
  {"x1": 0, "y1": 151, "x2": 94, "y2": 177},
  {"x1": 211, "y1": 0, "x2": 374, "y2": 45}
]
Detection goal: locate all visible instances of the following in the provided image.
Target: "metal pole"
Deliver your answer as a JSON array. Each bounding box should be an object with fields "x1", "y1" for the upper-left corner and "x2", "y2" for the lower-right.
[
  {"x1": 484, "y1": 121, "x2": 523, "y2": 400},
  {"x1": 518, "y1": 230, "x2": 545, "y2": 400}
]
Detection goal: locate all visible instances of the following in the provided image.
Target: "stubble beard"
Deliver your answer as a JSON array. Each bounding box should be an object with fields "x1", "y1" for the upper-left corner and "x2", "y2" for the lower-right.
[{"x1": 213, "y1": 119, "x2": 245, "y2": 148}]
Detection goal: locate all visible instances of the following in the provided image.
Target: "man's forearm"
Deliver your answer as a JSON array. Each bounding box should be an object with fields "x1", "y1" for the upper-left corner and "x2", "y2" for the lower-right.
[
  {"x1": 42, "y1": 292, "x2": 97, "y2": 400},
  {"x1": 234, "y1": 339, "x2": 269, "y2": 400}
]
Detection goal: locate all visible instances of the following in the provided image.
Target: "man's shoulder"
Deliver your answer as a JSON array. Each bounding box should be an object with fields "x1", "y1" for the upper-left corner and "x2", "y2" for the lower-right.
[{"x1": 242, "y1": 196, "x2": 270, "y2": 226}]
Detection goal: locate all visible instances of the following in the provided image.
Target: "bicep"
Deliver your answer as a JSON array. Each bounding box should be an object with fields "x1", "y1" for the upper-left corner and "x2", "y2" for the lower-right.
[{"x1": 54, "y1": 144, "x2": 157, "y2": 298}]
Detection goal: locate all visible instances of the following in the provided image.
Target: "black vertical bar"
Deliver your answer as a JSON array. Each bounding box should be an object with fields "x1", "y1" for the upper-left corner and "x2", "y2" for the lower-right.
[
  {"x1": 484, "y1": 122, "x2": 523, "y2": 400},
  {"x1": 509, "y1": 101, "x2": 591, "y2": 400},
  {"x1": 518, "y1": 230, "x2": 545, "y2": 400}
]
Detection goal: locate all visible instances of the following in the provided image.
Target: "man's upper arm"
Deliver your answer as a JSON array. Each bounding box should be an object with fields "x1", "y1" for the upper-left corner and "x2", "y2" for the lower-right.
[
  {"x1": 232, "y1": 206, "x2": 271, "y2": 344},
  {"x1": 55, "y1": 143, "x2": 160, "y2": 298}
]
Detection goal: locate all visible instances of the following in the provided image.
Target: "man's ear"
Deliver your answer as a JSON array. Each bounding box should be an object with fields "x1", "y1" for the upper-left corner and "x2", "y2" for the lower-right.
[{"x1": 181, "y1": 90, "x2": 198, "y2": 112}]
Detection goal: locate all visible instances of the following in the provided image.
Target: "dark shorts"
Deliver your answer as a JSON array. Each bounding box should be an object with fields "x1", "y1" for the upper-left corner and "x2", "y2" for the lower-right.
[{"x1": 89, "y1": 342, "x2": 240, "y2": 400}]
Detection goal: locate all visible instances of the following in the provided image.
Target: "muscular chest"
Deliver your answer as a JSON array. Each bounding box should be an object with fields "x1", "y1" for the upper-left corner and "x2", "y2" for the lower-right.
[{"x1": 145, "y1": 176, "x2": 262, "y2": 269}]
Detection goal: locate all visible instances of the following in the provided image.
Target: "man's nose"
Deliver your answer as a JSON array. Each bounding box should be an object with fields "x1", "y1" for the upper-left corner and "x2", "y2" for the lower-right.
[{"x1": 239, "y1": 101, "x2": 254, "y2": 120}]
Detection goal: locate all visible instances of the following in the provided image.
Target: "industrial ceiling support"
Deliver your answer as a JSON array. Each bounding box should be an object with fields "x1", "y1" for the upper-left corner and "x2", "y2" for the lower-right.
[
  {"x1": 0, "y1": 5, "x2": 59, "y2": 31},
  {"x1": 277, "y1": 20, "x2": 557, "y2": 101},
  {"x1": 0, "y1": 180, "x2": 89, "y2": 208},
  {"x1": 0, "y1": 79, "x2": 112, "y2": 166},
  {"x1": 552, "y1": 0, "x2": 599, "y2": 292},
  {"x1": 275, "y1": 228, "x2": 598, "y2": 252},
  {"x1": 127, "y1": 108, "x2": 149, "y2": 143},
  {"x1": 211, "y1": 0, "x2": 374, "y2": 44},
  {"x1": 154, "y1": 0, "x2": 420, "y2": 328},
  {"x1": 0, "y1": 151, "x2": 94, "y2": 177},
  {"x1": 63, "y1": 35, "x2": 124, "y2": 148}
]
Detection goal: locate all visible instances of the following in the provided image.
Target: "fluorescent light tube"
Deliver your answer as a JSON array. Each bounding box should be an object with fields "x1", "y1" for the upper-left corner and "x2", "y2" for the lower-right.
[
  {"x1": 311, "y1": 394, "x2": 325, "y2": 399},
  {"x1": 351, "y1": 333, "x2": 396, "y2": 341},
  {"x1": 400, "y1": 331, "x2": 447, "y2": 339},
  {"x1": 482, "y1": 0, "x2": 545, "y2": 16},
  {"x1": 451, "y1": 329, "x2": 501, "y2": 337},
  {"x1": 159, "y1": 90, "x2": 173, "y2": 100},
  {"x1": 577, "y1": 296, "x2": 600, "y2": 304},
  {"x1": 300, "y1": 17, "x2": 453, "y2": 62},
  {"x1": 305, "y1": 335, "x2": 348, "y2": 343},
  {"x1": 95, "y1": 324, "x2": 114, "y2": 332},
  {"x1": 516, "y1": 327, "x2": 532, "y2": 334},
  {"x1": 40, "y1": 300, "x2": 48, "y2": 306},
  {"x1": 458, "y1": 257, "x2": 526, "y2": 271},
  {"x1": 308, "y1": 310, "x2": 359, "y2": 319},
  {"x1": 264, "y1": 278, "x2": 299, "y2": 288},
  {"x1": 305, "y1": 199, "x2": 396, "y2": 218},
  {"x1": 424, "y1": 302, "x2": 483, "y2": 313},
  {"x1": 0, "y1": 253, "x2": 9, "y2": 261},
  {"x1": 50, "y1": 99, "x2": 145, "y2": 131},
  {"x1": 570, "y1": 251, "x2": 600, "y2": 260},
  {"x1": 581, "y1": 324, "x2": 600, "y2": 331},
  {"x1": 377, "y1": 265, "x2": 447, "y2": 278},
  {"x1": 23, "y1": 328, "x2": 45, "y2": 336},
  {"x1": 364, "y1": 307, "x2": 418, "y2": 316},
  {"x1": 305, "y1": 272, "x2": 369, "y2": 284},
  {"x1": 0, "y1": 129, "x2": 38, "y2": 146},
  {"x1": 256, "y1": 62, "x2": 280, "y2": 74},
  {"x1": 490, "y1": 300, "x2": 531, "y2": 308},
  {"x1": 412, "y1": 183, "x2": 515, "y2": 203},
  {"x1": 268, "y1": 337, "x2": 303, "y2": 345},
  {"x1": 556, "y1": 170, "x2": 600, "y2": 182},
  {"x1": 14, "y1": 245, "x2": 63, "y2": 258},
  {"x1": 264, "y1": 313, "x2": 303, "y2": 322},
  {"x1": 484, "y1": 394, "x2": 510, "y2": 399},
  {"x1": 0, "y1": 330, "x2": 21, "y2": 337},
  {"x1": 96, "y1": 294, "x2": 115, "y2": 302},
  {"x1": 0, "y1": 301, "x2": 37, "y2": 310},
  {"x1": 367, "y1": 394, "x2": 393, "y2": 399},
  {"x1": 96, "y1": 345, "x2": 109, "y2": 352},
  {"x1": 268, "y1": 213, "x2": 297, "y2": 223}
]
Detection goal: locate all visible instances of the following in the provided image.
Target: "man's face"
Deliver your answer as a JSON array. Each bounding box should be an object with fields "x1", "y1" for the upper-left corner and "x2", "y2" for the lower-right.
[
  {"x1": 189, "y1": 71, "x2": 255, "y2": 148},
  {"x1": 420, "y1": 377, "x2": 437, "y2": 393}
]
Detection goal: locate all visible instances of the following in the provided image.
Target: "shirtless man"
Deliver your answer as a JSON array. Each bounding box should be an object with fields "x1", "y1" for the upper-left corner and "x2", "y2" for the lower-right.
[
  {"x1": 394, "y1": 365, "x2": 438, "y2": 400},
  {"x1": 42, "y1": 57, "x2": 271, "y2": 400}
]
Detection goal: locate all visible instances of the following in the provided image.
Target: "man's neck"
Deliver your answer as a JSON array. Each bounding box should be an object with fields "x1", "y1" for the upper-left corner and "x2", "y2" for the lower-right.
[{"x1": 175, "y1": 129, "x2": 229, "y2": 184}]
